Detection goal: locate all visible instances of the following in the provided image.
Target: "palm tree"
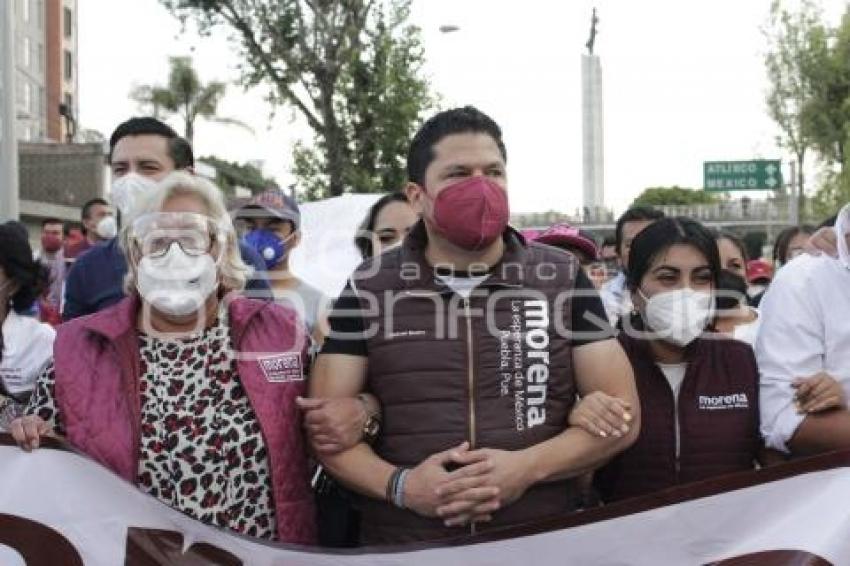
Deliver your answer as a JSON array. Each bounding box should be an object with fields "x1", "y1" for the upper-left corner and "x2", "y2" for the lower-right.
[{"x1": 130, "y1": 56, "x2": 252, "y2": 144}]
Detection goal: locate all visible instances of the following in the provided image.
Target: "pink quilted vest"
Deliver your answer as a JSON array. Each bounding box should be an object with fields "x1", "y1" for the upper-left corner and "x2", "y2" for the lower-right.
[{"x1": 52, "y1": 294, "x2": 316, "y2": 545}]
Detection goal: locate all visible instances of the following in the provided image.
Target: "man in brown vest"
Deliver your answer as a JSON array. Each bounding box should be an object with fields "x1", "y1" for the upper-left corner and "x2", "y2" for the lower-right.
[{"x1": 305, "y1": 106, "x2": 640, "y2": 545}]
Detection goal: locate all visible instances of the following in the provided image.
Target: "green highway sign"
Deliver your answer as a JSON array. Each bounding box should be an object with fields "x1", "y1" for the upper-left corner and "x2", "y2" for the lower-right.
[{"x1": 703, "y1": 160, "x2": 783, "y2": 191}]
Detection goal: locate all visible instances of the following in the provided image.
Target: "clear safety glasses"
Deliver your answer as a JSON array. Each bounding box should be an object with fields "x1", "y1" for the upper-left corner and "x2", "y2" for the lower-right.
[{"x1": 131, "y1": 212, "x2": 228, "y2": 259}]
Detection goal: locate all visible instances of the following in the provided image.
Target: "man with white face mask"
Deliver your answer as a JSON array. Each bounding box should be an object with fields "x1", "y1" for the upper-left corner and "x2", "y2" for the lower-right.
[
  {"x1": 758, "y1": 203, "x2": 850, "y2": 457},
  {"x1": 47, "y1": 198, "x2": 116, "y2": 315},
  {"x1": 62, "y1": 117, "x2": 270, "y2": 320},
  {"x1": 81, "y1": 198, "x2": 117, "y2": 245}
]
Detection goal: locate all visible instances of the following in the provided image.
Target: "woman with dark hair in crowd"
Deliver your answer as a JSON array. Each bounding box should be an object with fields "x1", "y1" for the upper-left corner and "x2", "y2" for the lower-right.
[
  {"x1": 715, "y1": 231, "x2": 748, "y2": 279},
  {"x1": 710, "y1": 231, "x2": 760, "y2": 345},
  {"x1": 0, "y1": 222, "x2": 55, "y2": 429},
  {"x1": 773, "y1": 225, "x2": 815, "y2": 267},
  {"x1": 571, "y1": 217, "x2": 763, "y2": 503},
  {"x1": 354, "y1": 192, "x2": 418, "y2": 259}
]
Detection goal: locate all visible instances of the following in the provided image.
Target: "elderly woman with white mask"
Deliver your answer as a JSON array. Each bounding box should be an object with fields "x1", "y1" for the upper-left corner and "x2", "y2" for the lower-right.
[{"x1": 10, "y1": 172, "x2": 316, "y2": 544}]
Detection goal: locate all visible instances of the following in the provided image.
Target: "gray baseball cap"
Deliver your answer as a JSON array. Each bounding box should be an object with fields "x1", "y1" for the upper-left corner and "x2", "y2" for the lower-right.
[{"x1": 236, "y1": 187, "x2": 300, "y2": 230}]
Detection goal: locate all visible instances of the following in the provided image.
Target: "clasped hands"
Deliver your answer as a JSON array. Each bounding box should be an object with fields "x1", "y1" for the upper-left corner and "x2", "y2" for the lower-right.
[
  {"x1": 297, "y1": 396, "x2": 533, "y2": 527},
  {"x1": 298, "y1": 392, "x2": 636, "y2": 528}
]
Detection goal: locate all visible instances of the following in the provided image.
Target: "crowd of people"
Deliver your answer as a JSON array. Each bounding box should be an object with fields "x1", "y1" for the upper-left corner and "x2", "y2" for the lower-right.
[{"x1": 1, "y1": 107, "x2": 849, "y2": 548}]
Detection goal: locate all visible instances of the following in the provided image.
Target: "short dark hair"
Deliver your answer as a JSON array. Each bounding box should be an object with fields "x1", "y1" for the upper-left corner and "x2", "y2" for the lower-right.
[
  {"x1": 355, "y1": 191, "x2": 410, "y2": 259},
  {"x1": 626, "y1": 217, "x2": 721, "y2": 292},
  {"x1": 601, "y1": 236, "x2": 616, "y2": 249},
  {"x1": 614, "y1": 206, "x2": 664, "y2": 255},
  {"x1": 0, "y1": 222, "x2": 49, "y2": 314},
  {"x1": 41, "y1": 217, "x2": 63, "y2": 229},
  {"x1": 406, "y1": 106, "x2": 507, "y2": 187},
  {"x1": 715, "y1": 230, "x2": 749, "y2": 263},
  {"x1": 81, "y1": 197, "x2": 108, "y2": 221},
  {"x1": 773, "y1": 224, "x2": 815, "y2": 265},
  {"x1": 108, "y1": 117, "x2": 194, "y2": 169}
]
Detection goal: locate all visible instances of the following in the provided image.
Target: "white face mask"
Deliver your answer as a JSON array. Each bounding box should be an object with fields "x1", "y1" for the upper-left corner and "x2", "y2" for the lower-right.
[
  {"x1": 136, "y1": 243, "x2": 218, "y2": 317},
  {"x1": 640, "y1": 287, "x2": 715, "y2": 347},
  {"x1": 111, "y1": 173, "x2": 158, "y2": 216},
  {"x1": 94, "y1": 215, "x2": 118, "y2": 240}
]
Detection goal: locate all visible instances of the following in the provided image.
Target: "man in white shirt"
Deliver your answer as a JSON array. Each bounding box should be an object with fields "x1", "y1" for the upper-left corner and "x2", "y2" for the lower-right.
[
  {"x1": 758, "y1": 203, "x2": 850, "y2": 456},
  {"x1": 599, "y1": 207, "x2": 664, "y2": 326}
]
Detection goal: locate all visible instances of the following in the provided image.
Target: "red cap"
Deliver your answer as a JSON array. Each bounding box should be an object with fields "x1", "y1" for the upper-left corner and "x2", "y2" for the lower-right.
[
  {"x1": 746, "y1": 259, "x2": 773, "y2": 283},
  {"x1": 531, "y1": 223, "x2": 599, "y2": 261}
]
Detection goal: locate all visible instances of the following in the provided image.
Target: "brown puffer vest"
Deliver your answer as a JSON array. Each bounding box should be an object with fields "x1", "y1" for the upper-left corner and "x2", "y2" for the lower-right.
[
  {"x1": 594, "y1": 332, "x2": 760, "y2": 503},
  {"x1": 350, "y1": 222, "x2": 581, "y2": 544}
]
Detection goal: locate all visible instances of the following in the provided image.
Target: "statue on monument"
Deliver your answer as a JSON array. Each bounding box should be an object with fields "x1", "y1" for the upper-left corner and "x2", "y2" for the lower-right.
[{"x1": 586, "y1": 7, "x2": 599, "y2": 55}]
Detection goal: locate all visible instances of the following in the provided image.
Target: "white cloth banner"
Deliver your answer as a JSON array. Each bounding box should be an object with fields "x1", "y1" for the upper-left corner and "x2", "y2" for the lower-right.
[
  {"x1": 2, "y1": 438, "x2": 850, "y2": 565},
  {"x1": 289, "y1": 193, "x2": 383, "y2": 299}
]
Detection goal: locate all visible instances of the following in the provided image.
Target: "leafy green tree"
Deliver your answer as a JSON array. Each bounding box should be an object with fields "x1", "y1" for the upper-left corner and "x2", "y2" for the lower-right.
[
  {"x1": 764, "y1": 0, "x2": 824, "y2": 207},
  {"x1": 810, "y1": 169, "x2": 850, "y2": 219},
  {"x1": 631, "y1": 186, "x2": 719, "y2": 207},
  {"x1": 800, "y1": 7, "x2": 850, "y2": 171},
  {"x1": 131, "y1": 56, "x2": 251, "y2": 144},
  {"x1": 199, "y1": 155, "x2": 277, "y2": 195},
  {"x1": 162, "y1": 0, "x2": 437, "y2": 200}
]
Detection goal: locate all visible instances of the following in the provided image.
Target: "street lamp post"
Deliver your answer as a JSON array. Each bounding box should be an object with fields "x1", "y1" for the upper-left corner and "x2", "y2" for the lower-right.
[{"x1": 0, "y1": 0, "x2": 19, "y2": 221}]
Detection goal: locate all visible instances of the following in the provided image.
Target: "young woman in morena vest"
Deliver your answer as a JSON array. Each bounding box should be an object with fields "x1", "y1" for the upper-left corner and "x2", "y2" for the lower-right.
[{"x1": 570, "y1": 217, "x2": 771, "y2": 503}]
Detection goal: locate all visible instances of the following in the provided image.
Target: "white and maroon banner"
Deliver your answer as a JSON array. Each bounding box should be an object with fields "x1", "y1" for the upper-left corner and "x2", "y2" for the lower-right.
[{"x1": 1, "y1": 434, "x2": 849, "y2": 565}]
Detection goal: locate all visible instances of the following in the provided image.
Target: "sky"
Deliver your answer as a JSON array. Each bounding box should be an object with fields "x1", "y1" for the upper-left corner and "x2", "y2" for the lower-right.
[{"x1": 78, "y1": 0, "x2": 848, "y2": 215}]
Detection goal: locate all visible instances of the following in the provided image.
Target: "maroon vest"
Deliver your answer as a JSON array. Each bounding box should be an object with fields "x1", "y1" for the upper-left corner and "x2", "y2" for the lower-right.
[
  {"x1": 594, "y1": 332, "x2": 760, "y2": 503},
  {"x1": 350, "y1": 222, "x2": 580, "y2": 544}
]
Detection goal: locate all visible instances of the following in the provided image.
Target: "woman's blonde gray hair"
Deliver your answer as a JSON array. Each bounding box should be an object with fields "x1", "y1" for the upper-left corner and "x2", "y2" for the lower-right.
[{"x1": 119, "y1": 171, "x2": 250, "y2": 295}]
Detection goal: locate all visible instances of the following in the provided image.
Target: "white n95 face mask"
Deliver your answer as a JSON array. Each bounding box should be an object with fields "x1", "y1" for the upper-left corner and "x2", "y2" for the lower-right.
[
  {"x1": 95, "y1": 215, "x2": 118, "y2": 239},
  {"x1": 640, "y1": 287, "x2": 714, "y2": 347},
  {"x1": 136, "y1": 243, "x2": 218, "y2": 317},
  {"x1": 111, "y1": 173, "x2": 158, "y2": 216}
]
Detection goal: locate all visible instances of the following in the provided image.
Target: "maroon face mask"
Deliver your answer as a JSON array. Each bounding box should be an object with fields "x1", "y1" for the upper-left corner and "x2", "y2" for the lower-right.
[
  {"x1": 428, "y1": 176, "x2": 510, "y2": 251},
  {"x1": 41, "y1": 234, "x2": 62, "y2": 254}
]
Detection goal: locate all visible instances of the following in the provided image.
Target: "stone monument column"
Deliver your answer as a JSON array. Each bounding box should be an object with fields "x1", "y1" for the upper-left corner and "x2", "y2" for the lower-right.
[{"x1": 582, "y1": 8, "x2": 604, "y2": 221}]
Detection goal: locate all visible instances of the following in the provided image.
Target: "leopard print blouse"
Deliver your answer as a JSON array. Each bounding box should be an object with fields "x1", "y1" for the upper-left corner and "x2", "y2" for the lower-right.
[{"x1": 26, "y1": 312, "x2": 277, "y2": 539}]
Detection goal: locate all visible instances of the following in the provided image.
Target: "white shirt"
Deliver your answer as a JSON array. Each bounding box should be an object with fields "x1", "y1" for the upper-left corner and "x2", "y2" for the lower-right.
[
  {"x1": 273, "y1": 278, "x2": 328, "y2": 335},
  {"x1": 435, "y1": 273, "x2": 491, "y2": 299},
  {"x1": 599, "y1": 272, "x2": 632, "y2": 326},
  {"x1": 0, "y1": 310, "x2": 55, "y2": 398},
  {"x1": 730, "y1": 308, "x2": 762, "y2": 348},
  {"x1": 657, "y1": 362, "x2": 688, "y2": 458},
  {"x1": 756, "y1": 253, "x2": 850, "y2": 452}
]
